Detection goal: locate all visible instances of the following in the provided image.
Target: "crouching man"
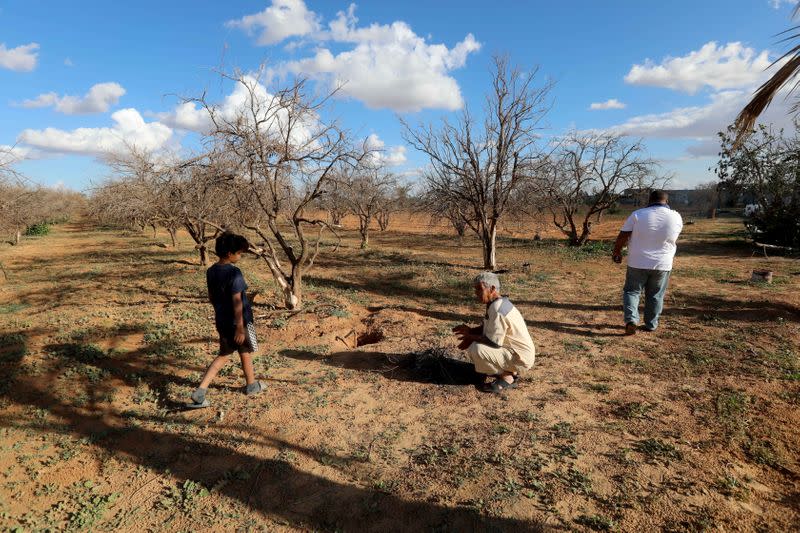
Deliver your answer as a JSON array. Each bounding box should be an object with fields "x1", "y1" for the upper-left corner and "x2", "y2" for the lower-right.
[{"x1": 453, "y1": 272, "x2": 536, "y2": 393}]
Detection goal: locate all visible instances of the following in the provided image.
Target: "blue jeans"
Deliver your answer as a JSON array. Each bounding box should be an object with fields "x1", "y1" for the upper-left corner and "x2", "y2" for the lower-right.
[{"x1": 623, "y1": 267, "x2": 671, "y2": 330}]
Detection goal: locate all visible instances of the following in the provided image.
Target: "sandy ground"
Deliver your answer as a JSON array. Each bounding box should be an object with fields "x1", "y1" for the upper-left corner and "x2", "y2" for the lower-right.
[{"x1": 0, "y1": 213, "x2": 798, "y2": 532}]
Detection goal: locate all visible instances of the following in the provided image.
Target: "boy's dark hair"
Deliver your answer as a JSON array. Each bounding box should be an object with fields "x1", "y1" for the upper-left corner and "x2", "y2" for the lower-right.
[
  {"x1": 215, "y1": 232, "x2": 250, "y2": 258},
  {"x1": 648, "y1": 190, "x2": 668, "y2": 204}
]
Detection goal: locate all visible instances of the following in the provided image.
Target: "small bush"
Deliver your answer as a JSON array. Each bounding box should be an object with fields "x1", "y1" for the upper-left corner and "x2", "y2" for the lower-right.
[{"x1": 24, "y1": 223, "x2": 50, "y2": 236}]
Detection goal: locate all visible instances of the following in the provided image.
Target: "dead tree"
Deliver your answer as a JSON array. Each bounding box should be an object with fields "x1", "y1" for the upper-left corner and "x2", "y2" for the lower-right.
[
  {"x1": 195, "y1": 71, "x2": 365, "y2": 309},
  {"x1": 318, "y1": 179, "x2": 349, "y2": 226},
  {"x1": 339, "y1": 164, "x2": 397, "y2": 248},
  {"x1": 375, "y1": 184, "x2": 409, "y2": 232},
  {"x1": 175, "y1": 160, "x2": 231, "y2": 265},
  {"x1": 543, "y1": 132, "x2": 663, "y2": 246},
  {"x1": 403, "y1": 56, "x2": 553, "y2": 270},
  {"x1": 0, "y1": 147, "x2": 39, "y2": 244},
  {"x1": 422, "y1": 182, "x2": 473, "y2": 241}
]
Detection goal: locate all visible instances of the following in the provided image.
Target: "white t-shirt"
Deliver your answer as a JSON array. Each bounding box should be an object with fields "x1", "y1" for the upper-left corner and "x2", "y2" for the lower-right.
[{"x1": 621, "y1": 205, "x2": 683, "y2": 271}]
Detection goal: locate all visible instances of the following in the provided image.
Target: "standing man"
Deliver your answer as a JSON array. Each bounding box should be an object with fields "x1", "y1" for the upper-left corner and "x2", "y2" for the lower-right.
[{"x1": 612, "y1": 190, "x2": 683, "y2": 335}]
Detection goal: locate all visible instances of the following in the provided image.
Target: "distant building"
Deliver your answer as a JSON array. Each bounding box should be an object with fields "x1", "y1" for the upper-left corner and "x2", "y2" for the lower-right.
[
  {"x1": 619, "y1": 187, "x2": 757, "y2": 212},
  {"x1": 619, "y1": 188, "x2": 710, "y2": 207}
]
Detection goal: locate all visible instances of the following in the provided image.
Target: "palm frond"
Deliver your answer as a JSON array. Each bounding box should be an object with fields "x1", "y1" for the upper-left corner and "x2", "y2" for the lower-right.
[
  {"x1": 733, "y1": 46, "x2": 800, "y2": 146},
  {"x1": 733, "y1": 6, "x2": 800, "y2": 146}
]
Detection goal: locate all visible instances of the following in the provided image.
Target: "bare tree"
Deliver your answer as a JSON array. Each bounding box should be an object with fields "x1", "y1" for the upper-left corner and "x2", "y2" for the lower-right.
[
  {"x1": 693, "y1": 180, "x2": 720, "y2": 218},
  {"x1": 195, "y1": 71, "x2": 365, "y2": 309},
  {"x1": 375, "y1": 183, "x2": 409, "y2": 232},
  {"x1": 339, "y1": 163, "x2": 398, "y2": 248},
  {"x1": 100, "y1": 147, "x2": 227, "y2": 263},
  {"x1": 403, "y1": 56, "x2": 553, "y2": 269},
  {"x1": 175, "y1": 157, "x2": 232, "y2": 265},
  {"x1": 318, "y1": 179, "x2": 349, "y2": 226},
  {"x1": 421, "y1": 182, "x2": 473, "y2": 241},
  {"x1": 542, "y1": 132, "x2": 663, "y2": 246},
  {"x1": 0, "y1": 147, "x2": 65, "y2": 245}
]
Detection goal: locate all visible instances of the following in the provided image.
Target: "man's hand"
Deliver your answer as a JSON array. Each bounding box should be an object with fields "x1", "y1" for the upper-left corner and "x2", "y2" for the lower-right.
[
  {"x1": 234, "y1": 325, "x2": 246, "y2": 345},
  {"x1": 612, "y1": 231, "x2": 631, "y2": 265},
  {"x1": 457, "y1": 337, "x2": 472, "y2": 350},
  {"x1": 452, "y1": 324, "x2": 471, "y2": 336}
]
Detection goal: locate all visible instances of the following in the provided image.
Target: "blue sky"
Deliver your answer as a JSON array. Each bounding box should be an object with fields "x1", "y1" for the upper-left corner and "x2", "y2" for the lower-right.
[{"x1": 1, "y1": 0, "x2": 797, "y2": 190}]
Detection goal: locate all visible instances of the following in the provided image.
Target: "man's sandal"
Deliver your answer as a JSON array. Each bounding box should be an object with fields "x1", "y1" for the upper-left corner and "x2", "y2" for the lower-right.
[{"x1": 483, "y1": 377, "x2": 518, "y2": 394}]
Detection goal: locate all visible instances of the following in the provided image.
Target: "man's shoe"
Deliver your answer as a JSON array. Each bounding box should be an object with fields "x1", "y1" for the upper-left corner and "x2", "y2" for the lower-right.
[
  {"x1": 643, "y1": 326, "x2": 657, "y2": 332},
  {"x1": 625, "y1": 323, "x2": 637, "y2": 336}
]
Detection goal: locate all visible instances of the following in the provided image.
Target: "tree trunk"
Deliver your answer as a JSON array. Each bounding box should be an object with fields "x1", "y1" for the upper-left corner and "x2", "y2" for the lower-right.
[
  {"x1": 168, "y1": 228, "x2": 177, "y2": 247},
  {"x1": 199, "y1": 245, "x2": 208, "y2": 266},
  {"x1": 563, "y1": 208, "x2": 580, "y2": 246},
  {"x1": 377, "y1": 212, "x2": 390, "y2": 231},
  {"x1": 14, "y1": 231, "x2": 21, "y2": 245},
  {"x1": 481, "y1": 224, "x2": 497, "y2": 270},
  {"x1": 573, "y1": 219, "x2": 593, "y2": 246},
  {"x1": 151, "y1": 224, "x2": 157, "y2": 238},
  {"x1": 288, "y1": 268, "x2": 302, "y2": 310},
  {"x1": 359, "y1": 217, "x2": 370, "y2": 249},
  {"x1": 257, "y1": 253, "x2": 301, "y2": 310}
]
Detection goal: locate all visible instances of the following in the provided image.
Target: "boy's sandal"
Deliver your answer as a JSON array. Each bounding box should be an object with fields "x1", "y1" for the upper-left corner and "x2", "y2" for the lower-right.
[
  {"x1": 186, "y1": 399, "x2": 210, "y2": 409},
  {"x1": 483, "y1": 378, "x2": 517, "y2": 394},
  {"x1": 245, "y1": 380, "x2": 266, "y2": 396}
]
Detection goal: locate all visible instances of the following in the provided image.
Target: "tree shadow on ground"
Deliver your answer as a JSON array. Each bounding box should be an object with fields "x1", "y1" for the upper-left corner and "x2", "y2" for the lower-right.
[
  {"x1": 370, "y1": 305, "x2": 627, "y2": 338},
  {"x1": 676, "y1": 239, "x2": 753, "y2": 257},
  {"x1": 0, "y1": 345, "x2": 548, "y2": 531},
  {"x1": 516, "y1": 294, "x2": 800, "y2": 324},
  {"x1": 671, "y1": 293, "x2": 800, "y2": 323},
  {"x1": 513, "y1": 300, "x2": 618, "y2": 312},
  {"x1": 308, "y1": 273, "x2": 471, "y2": 306}
]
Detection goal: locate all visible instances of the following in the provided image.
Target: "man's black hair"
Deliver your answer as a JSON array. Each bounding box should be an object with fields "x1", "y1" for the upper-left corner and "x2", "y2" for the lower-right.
[
  {"x1": 215, "y1": 232, "x2": 250, "y2": 258},
  {"x1": 648, "y1": 190, "x2": 668, "y2": 204}
]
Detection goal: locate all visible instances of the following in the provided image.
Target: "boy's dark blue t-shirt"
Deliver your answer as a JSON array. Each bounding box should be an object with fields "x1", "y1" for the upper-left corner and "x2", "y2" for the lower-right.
[{"x1": 206, "y1": 263, "x2": 253, "y2": 334}]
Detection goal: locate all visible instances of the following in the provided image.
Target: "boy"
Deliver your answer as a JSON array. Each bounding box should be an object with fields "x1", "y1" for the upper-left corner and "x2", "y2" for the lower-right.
[
  {"x1": 189, "y1": 232, "x2": 265, "y2": 408},
  {"x1": 452, "y1": 272, "x2": 536, "y2": 393}
]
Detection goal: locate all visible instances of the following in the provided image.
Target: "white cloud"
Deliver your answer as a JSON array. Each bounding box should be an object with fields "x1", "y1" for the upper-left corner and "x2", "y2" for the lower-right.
[
  {"x1": 18, "y1": 109, "x2": 174, "y2": 157},
  {"x1": 21, "y1": 82, "x2": 126, "y2": 114},
  {"x1": 154, "y1": 76, "x2": 283, "y2": 133},
  {"x1": 226, "y1": 0, "x2": 320, "y2": 45},
  {"x1": 153, "y1": 101, "x2": 210, "y2": 132},
  {"x1": 229, "y1": 2, "x2": 481, "y2": 112},
  {"x1": 384, "y1": 146, "x2": 407, "y2": 166},
  {"x1": 64, "y1": 57, "x2": 73, "y2": 67},
  {"x1": 606, "y1": 89, "x2": 795, "y2": 154},
  {"x1": 0, "y1": 145, "x2": 32, "y2": 166},
  {"x1": 0, "y1": 42, "x2": 39, "y2": 72},
  {"x1": 624, "y1": 42, "x2": 773, "y2": 94},
  {"x1": 364, "y1": 133, "x2": 407, "y2": 166},
  {"x1": 769, "y1": 0, "x2": 798, "y2": 8},
  {"x1": 589, "y1": 98, "x2": 626, "y2": 110},
  {"x1": 154, "y1": 75, "x2": 318, "y2": 149}
]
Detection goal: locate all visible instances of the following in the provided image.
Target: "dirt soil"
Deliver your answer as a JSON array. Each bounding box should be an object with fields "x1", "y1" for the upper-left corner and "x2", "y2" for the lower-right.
[{"x1": 0, "y1": 214, "x2": 798, "y2": 532}]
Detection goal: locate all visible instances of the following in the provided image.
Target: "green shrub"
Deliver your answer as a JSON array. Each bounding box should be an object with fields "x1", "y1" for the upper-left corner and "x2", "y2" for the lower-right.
[{"x1": 24, "y1": 223, "x2": 50, "y2": 236}]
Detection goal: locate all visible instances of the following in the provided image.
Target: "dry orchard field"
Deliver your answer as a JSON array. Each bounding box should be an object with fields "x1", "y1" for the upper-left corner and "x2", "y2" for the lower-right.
[{"x1": 0, "y1": 211, "x2": 798, "y2": 532}]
